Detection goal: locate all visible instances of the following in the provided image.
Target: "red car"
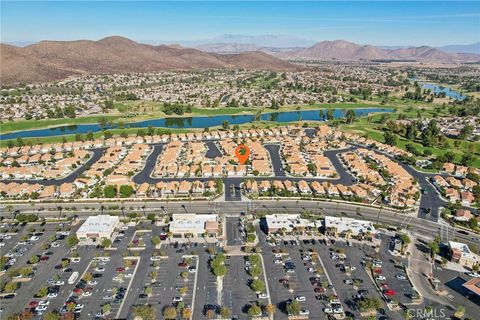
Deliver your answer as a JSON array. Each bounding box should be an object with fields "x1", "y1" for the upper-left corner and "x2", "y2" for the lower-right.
[
  {"x1": 28, "y1": 301, "x2": 39, "y2": 307},
  {"x1": 178, "y1": 262, "x2": 188, "y2": 267},
  {"x1": 314, "y1": 287, "x2": 325, "y2": 293},
  {"x1": 116, "y1": 267, "x2": 125, "y2": 272},
  {"x1": 40, "y1": 256, "x2": 49, "y2": 261},
  {"x1": 72, "y1": 288, "x2": 83, "y2": 294},
  {"x1": 279, "y1": 278, "x2": 289, "y2": 284}
]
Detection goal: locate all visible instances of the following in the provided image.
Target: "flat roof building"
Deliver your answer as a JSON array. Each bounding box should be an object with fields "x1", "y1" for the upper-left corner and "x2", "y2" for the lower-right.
[
  {"x1": 265, "y1": 214, "x2": 317, "y2": 234},
  {"x1": 76, "y1": 215, "x2": 121, "y2": 244},
  {"x1": 448, "y1": 241, "x2": 480, "y2": 268},
  {"x1": 169, "y1": 214, "x2": 219, "y2": 238},
  {"x1": 463, "y1": 278, "x2": 480, "y2": 297},
  {"x1": 324, "y1": 216, "x2": 376, "y2": 238}
]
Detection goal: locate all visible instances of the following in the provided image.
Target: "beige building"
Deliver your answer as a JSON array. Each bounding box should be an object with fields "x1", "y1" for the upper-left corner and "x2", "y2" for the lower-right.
[
  {"x1": 449, "y1": 241, "x2": 480, "y2": 268},
  {"x1": 169, "y1": 214, "x2": 219, "y2": 238},
  {"x1": 76, "y1": 215, "x2": 121, "y2": 244}
]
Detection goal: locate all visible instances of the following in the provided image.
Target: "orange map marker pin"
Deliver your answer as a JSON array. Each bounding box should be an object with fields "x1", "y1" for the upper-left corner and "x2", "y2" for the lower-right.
[{"x1": 235, "y1": 145, "x2": 250, "y2": 164}]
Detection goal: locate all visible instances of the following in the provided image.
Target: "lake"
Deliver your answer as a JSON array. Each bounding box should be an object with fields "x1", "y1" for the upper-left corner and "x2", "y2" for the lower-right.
[
  {"x1": 1, "y1": 108, "x2": 393, "y2": 140},
  {"x1": 410, "y1": 78, "x2": 466, "y2": 101},
  {"x1": 420, "y1": 83, "x2": 466, "y2": 101}
]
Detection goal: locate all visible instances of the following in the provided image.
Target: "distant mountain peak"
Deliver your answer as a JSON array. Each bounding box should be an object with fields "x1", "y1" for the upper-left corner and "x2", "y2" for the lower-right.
[{"x1": 1, "y1": 36, "x2": 299, "y2": 85}]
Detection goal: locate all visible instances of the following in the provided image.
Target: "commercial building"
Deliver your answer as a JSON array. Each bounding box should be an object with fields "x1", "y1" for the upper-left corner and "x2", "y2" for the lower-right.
[
  {"x1": 76, "y1": 215, "x2": 121, "y2": 244},
  {"x1": 265, "y1": 214, "x2": 317, "y2": 234},
  {"x1": 448, "y1": 241, "x2": 480, "y2": 268},
  {"x1": 324, "y1": 216, "x2": 376, "y2": 239},
  {"x1": 463, "y1": 278, "x2": 480, "y2": 297},
  {"x1": 169, "y1": 214, "x2": 219, "y2": 238}
]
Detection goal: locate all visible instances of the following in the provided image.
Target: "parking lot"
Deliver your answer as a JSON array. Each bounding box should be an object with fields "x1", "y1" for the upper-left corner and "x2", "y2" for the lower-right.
[
  {"x1": 222, "y1": 256, "x2": 259, "y2": 318},
  {"x1": 1, "y1": 216, "x2": 450, "y2": 320}
]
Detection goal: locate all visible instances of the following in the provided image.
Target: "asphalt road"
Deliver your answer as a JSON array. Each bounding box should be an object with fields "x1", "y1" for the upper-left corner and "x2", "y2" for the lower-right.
[
  {"x1": 264, "y1": 144, "x2": 286, "y2": 177},
  {"x1": 3, "y1": 199, "x2": 478, "y2": 250}
]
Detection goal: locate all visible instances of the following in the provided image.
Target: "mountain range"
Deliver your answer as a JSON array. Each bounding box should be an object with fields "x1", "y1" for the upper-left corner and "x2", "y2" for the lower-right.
[
  {"x1": 0, "y1": 36, "x2": 298, "y2": 85},
  {"x1": 194, "y1": 40, "x2": 480, "y2": 62},
  {"x1": 2, "y1": 36, "x2": 479, "y2": 85},
  {"x1": 275, "y1": 40, "x2": 480, "y2": 62}
]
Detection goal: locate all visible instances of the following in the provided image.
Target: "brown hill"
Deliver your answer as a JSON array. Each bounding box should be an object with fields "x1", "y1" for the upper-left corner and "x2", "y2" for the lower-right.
[
  {"x1": 278, "y1": 40, "x2": 480, "y2": 62},
  {"x1": 1, "y1": 36, "x2": 298, "y2": 85},
  {"x1": 278, "y1": 40, "x2": 388, "y2": 60}
]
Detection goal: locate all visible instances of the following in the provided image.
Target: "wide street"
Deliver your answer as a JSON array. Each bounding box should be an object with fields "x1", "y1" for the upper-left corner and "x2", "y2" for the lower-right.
[{"x1": 2, "y1": 199, "x2": 478, "y2": 250}]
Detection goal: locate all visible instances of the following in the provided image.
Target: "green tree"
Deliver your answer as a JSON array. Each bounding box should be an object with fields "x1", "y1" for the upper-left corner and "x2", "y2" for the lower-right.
[
  {"x1": 427, "y1": 241, "x2": 440, "y2": 258},
  {"x1": 162, "y1": 306, "x2": 177, "y2": 320},
  {"x1": 4, "y1": 282, "x2": 17, "y2": 293},
  {"x1": 249, "y1": 265, "x2": 262, "y2": 278},
  {"x1": 37, "y1": 286, "x2": 49, "y2": 297},
  {"x1": 151, "y1": 236, "x2": 161, "y2": 246},
  {"x1": 102, "y1": 303, "x2": 112, "y2": 314},
  {"x1": 220, "y1": 306, "x2": 232, "y2": 318},
  {"x1": 133, "y1": 305, "x2": 157, "y2": 320},
  {"x1": 43, "y1": 312, "x2": 61, "y2": 320},
  {"x1": 119, "y1": 185, "x2": 135, "y2": 198},
  {"x1": 286, "y1": 300, "x2": 300, "y2": 315},
  {"x1": 101, "y1": 238, "x2": 112, "y2": 248},
  {"x1": 66, "y1": 235, "x2": 79, "y2": 248},
  {"x1": 103, "y1": 185, "x2": 117, "y2": 198},
  {"x1": 250, "y1": 279, "x2": 265, "y2": 292},
  {"x1": 384, "y1": 131, "x2": 397, "y2": 146},
  {"x1": 344, "y1": 109, "x2": 356, "y2": 124},
  {"x1": 29, "y1": 255, "x2": 40, "y2": 264},
  {"x1": 248, "y1": 304, "x2": 262, "y2": 317}
]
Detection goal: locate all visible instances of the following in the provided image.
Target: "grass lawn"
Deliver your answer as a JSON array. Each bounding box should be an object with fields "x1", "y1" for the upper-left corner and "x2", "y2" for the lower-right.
[
  {"x1": 342, "y1": 118, "x2": 480, "y2": 168},
  {"x1": 0, "y1": 127, "x2": 193, "y2": 148},
  {"x1": 1, "y1": 102, "x2": 396, "y2": 134},
  {"x1": 1, "y1": 115, "x2": 124, "y2": 133}
]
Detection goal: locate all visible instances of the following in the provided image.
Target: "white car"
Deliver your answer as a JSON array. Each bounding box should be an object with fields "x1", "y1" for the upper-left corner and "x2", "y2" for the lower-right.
[
  {"x1": 323, "y1": 308, "x2": 333, "y2": 314},
  {"x1": 395, "y1": 274, "x2": 407, "y2": 280},
  {"x1": 30, "y1": 236, "x2": 40, "y2": 241},
  {"x1": 300, "y1": 310, "x2": 310, "y2": 315},
  {"x1": 295, "y1": 296, "x2": 306, "y2": 302},
  {"x1": 274, "y1": 259, "x2": 283, "y2": 264},
  {"x1": 70, "y1": 257, "x2": 81, "y2": 263},
  {"x1": 333, "y1": 307, "x2": 344, "y2": 313},
  {"x1": 88, "y1": 280, "x2": 98, "y2": 285},
  {"x1": 51, "y1": 242, "x2": 60, "y2": 248},
  {"x1": 35, "y1": 305, "x2": 48, "y2": 312},
  {"x1": 82, "y1": 291, "x2": 93, "y2": 297},
  {"x1": 95, "y1": 267, "x2": 105, "y2": 272},
  {"x1": 75, "y1": 304, "x2": 84, "y2": 309},
  {"x1": 38, "y1": 300, "x2": 50, "y2": 306},
  {"x1": 103, "y1": 295, "x2": 113, "y2": 300},
  {"x1": 47, "y1": 293, "x2": 58, "y2": 298},
  {"x1": 257, "y1": 293, "x2": 269, "y2": 299},
  {"x1": 274, "y1": 253, "x2": 282, "y2": 258},
  {"x1": 125, "y1": 273, "x2": 133, "y2": 278},
  {"x1": 173, "y1": 296, "x2": 183, "y2": 302},
  {"x1": 466, "y1": 272, "x2": 480, "y2": 278},
  {"x1": 375, "y1": 275, "x2": 386, "y2": 281},
  {"x1": 0, "y1": 243, "x2": 5, "y2": 247},
  {"x1": 54, "y1": 281, "x2": 65, "y2": 286}
]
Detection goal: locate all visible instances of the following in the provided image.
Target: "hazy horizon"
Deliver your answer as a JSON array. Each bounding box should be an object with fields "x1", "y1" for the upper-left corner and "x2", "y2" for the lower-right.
[{"x1": 2, "y1": 1, "x2": 479, "y2": 47}]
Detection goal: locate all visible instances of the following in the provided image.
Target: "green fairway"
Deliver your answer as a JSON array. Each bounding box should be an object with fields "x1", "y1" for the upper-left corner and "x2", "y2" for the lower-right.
[{"x1": 1, "y1": 102, "x2": 395, "y2": 134}]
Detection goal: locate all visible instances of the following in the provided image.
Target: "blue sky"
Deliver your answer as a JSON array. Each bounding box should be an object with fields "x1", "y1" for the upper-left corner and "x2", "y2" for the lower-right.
[{"x1": 1, "y1": 1, "x2": 479, "y2": 46}]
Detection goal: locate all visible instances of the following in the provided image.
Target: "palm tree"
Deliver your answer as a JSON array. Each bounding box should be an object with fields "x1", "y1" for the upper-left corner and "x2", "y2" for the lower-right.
[{"x1": 57, "y1": 206, "x2": 63, "y2": 220}]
